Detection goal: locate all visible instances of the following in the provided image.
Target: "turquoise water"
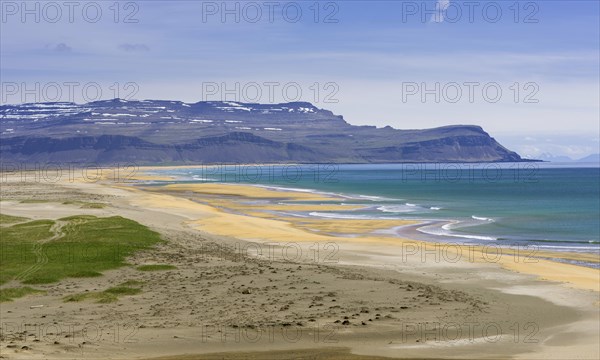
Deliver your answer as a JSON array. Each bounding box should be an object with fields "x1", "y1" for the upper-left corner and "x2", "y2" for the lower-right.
[{"x1": 150, "y1": 163, "x2": 600, "y2": 256}]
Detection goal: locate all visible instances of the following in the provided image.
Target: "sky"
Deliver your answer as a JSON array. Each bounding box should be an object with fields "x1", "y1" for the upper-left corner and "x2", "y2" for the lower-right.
[{"x1": 1, "y1": 0, "x2": 599, "y2": 158}]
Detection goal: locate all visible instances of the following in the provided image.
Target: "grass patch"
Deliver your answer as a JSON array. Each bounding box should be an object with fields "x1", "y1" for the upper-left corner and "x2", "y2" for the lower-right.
[
  {"x1": 62, "y1": 201, "x2": 106, "y2": 209},
  {"x1": 104, "y1": 286, "x2": 142, "y2": 295},
  {"x1": 19, "y1": 199, "x2": 51, "y2": 204},
  {"x1": 137, "y1": 264, "x2": 177, "y2": 271},
  {"x1": 0, "y1": 286, "x2": 45, "y2": 302},
  {"x1": 63, "y1": 281, "x2": 142, "y2": 303},
  {"x1": 120, "y1": 280, "x2": 144, "y2": 286},
  {"x1": 95, "y1": 293, "x2": 120, "y2": 303},
  {"x1": 0, "y1": 214, "x2": 28, "y2": 225},
  {"x1": 0, "y1": 220, "x2": 54, "y2": 284},
  {"x1": 80, "y1": 203, "x2": 106, "y2": 209},
  {"x1": 0, "y1": 215, "x2": 162, "y2": 285}
]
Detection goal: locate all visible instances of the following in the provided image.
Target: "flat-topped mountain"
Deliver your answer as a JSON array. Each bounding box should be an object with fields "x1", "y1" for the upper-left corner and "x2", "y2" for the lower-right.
[{"x1": 0, "y1": 99, "x2": 525, "y2": 164}]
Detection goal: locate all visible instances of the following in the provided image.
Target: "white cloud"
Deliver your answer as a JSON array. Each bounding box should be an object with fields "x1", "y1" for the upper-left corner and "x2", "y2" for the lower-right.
[{"x1": 430, "y1": 0, "x2": 451, "y2": 23}]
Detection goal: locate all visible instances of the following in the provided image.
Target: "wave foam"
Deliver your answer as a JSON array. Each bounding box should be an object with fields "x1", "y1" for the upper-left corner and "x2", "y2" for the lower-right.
[
  {"x1": 471, "y1": 215, "x2": 494, "y2": 222},
  {"x1": 377, "y1": 205, "x2": 418, "y2": 213},
  {"x1": 308, "y1": 212, "x2": 397, "y2": 220},
  {"x1": 418, "y1": 223, "x2": 497, "y2": 241}
]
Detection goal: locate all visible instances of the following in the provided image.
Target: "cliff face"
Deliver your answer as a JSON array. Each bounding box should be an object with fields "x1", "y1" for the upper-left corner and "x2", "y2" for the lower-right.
[{"x1": 0, "y1": 100, "x2": 524, "y2": 165}]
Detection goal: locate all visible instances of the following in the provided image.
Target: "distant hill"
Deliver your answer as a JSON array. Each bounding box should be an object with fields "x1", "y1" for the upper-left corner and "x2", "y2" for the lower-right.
[
  {"x1": 536, "y1": 153, "x2": 574, "y2": 162},
  {"x1": 577, "y1": 154, "x2": 600, "y2": 163},
  {"x1": 0, "y1": 99, "x2": 528, "y2": 165},
  {"x1": 536, "y1": 153, "x2": 600, "y2": 163}
]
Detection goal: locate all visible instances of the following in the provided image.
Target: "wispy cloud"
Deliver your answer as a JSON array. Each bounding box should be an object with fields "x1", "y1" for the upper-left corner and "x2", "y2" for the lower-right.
[
  {"x1": 0, "y1": 1, "x2": 597, "y2": 138},
  {"x1": 118, "y1": 43, "x2": 150, "y2": 52},
  {"x1": 430, "y1": 0, "x2": 451, "y2": 23},
  {"x1": 49, "y1": 43, "x2": 72, "y2": 53}
]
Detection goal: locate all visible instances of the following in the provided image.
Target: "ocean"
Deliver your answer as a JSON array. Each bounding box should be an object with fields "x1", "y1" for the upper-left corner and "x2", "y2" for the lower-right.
[{"x1": 149, "y1": 163, "x2": 600, "y2": 261}]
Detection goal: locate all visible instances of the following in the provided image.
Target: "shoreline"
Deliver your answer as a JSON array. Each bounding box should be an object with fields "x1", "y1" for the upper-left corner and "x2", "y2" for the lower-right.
[
  {"x1": 136, "y1": 182, "x2": 600, "y2": 292},
  {"x1": 132, "y1": 167, "x2": 600, "y2": 277},
  {"x1": 135, "y1": 165, "x2": 600, "y2": 249},
  {"x1": 0, "y1": 170, "x2": 599, "y2": 359}
]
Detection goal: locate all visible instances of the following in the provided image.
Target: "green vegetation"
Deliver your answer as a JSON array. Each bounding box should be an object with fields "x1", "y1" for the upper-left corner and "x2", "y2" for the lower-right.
[
  {"x1": 0, "y1": 215, "x2": 162, "y2": 285},
  {"x1": 8, "y1": 200, "x2": 105, "y2": 209},
  {"x1": 120, "y1": 280, "x2": 144, "y2": 286},
  {"x1": 62, "y1": 201, "x2": 106, "y2": 209},
  {"x1": 0, "y1": 219, "x2": 54, "y2": 284},
  {"x1": 63, "y1": 281, "x2": 143, "y2": 303},
  {"x1": 137, "y1": 264, "x2": 177, "y2": 271},
  {"x1": 0, "y1": 286, "x2": 45, "y2": 302},
  {"x1": 80, "y1": 203, "x2": 106, "y2": 209},
  {"x1": 0, "y1": 214, "x2": 28, "y2": 225},
  {"x1": 104, "y1": 286, "x2": 142, "y2": 295}
]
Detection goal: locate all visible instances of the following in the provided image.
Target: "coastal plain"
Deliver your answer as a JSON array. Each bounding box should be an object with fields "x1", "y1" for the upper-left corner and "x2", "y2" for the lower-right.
[{"x1": 0, "y1": 168, "x2": 598, "y2": 359}]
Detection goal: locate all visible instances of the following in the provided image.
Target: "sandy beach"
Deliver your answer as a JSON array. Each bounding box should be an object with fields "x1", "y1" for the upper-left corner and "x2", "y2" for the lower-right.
[{"x1": 0, "y1": 168, "x2": 599, "y2": 359}]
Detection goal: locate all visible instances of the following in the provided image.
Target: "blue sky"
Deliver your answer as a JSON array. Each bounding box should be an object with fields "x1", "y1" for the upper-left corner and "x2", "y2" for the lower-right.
[{"x1": 1, "y1": 0, "x2": 599, "y2": 158}]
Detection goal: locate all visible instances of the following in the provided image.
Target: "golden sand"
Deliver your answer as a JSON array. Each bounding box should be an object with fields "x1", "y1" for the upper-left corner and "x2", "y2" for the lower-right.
[
  {"x1": 162, "y1": 183, "x2": 336, "y2": 201},
  {"x1": 2, "y1": 169, "x2": 599, "y2": 360},
  {"x1": 131, "y1": 184, "x2": 600, "y2": 291},
  {"x1": 129, "y1": 174, "x2": 177, "y2": 182},
  {"x1": 499, "y1": 257, "x2": 600, "y2": 292},
  {"x1": 196, "y1": 198, "x2": 365, "y2": 212},
  {"x1": 111, "y1": 173, "x2": 600, "y2": 293}
]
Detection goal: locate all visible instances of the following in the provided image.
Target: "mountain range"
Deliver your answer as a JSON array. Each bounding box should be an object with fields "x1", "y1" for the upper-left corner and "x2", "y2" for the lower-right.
[
  {"x1": 536, "y1": 153, "x2": 600, "y2": 163},
  {"x1": 0, "y1": 99, "x2": 528, "y2": 165}
]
